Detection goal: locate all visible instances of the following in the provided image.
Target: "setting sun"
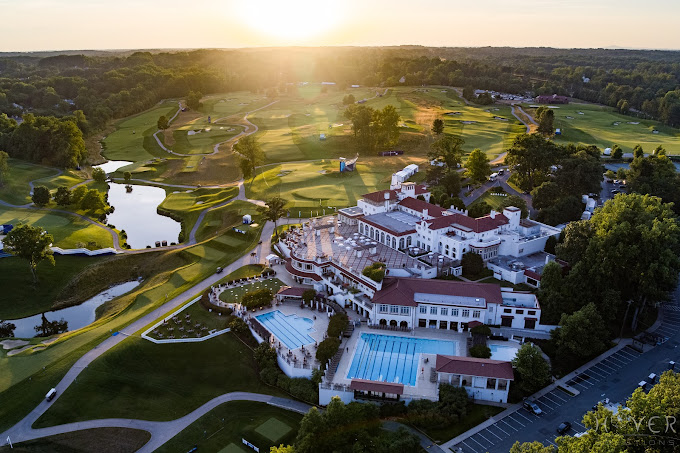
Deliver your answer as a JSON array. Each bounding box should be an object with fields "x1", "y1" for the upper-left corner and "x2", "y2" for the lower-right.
[{"x1": 238, "y1": 0, "x2": 343, "y2": 41}]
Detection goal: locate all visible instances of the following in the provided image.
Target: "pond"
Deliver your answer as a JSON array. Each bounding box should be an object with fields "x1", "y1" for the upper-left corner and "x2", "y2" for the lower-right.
[
  {"x1": 94, "y1": 160, "x2": 133, "y2": 174},
  {"x1": 106, "y1": 182, "x2": 182, "y2": 249},
  {"x1": 7, "y1": 281, "x2": 141, "y2": 338}
]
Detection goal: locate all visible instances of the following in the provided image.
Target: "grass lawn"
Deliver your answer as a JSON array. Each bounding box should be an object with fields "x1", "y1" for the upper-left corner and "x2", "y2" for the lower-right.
[
  {"x1": 219, "y1": 264, "x2": 265, "y2": 282},
  {"x1": 171, "y1": 122, "x2": 243, "y2": 155},
  {"x1": 219, "y1": 279, "x2": 285, "y2": 304},
  {"x1": 467, "y1": 188, "x2": 509, "y2": 211},
  {"x1": 0, "y1": 428, "x2": 150, "y2": 453},
  {"x1": 155, "y1": 401, "x2": 302, "y2": 453},
  {"x1": 410, "y1": 404, "x2": 503, "y2": 443},
  {"x1": 102, "y1": 101, "x2": 179, "y2": 162},
  {"x1": 0, "y1": 255, "x2": 104, "y2": 320},
  {"x1": 523, "y1": 102, "x2": 680, "y2": 154},
  {"x1": 246, "y1": 157, "x2": 425, "y2": 215},
  {"x1": 148, "y1": 299, "x2": 231, "y2": 339},
  {"x1": 0, "y1": 159, "x2": 60, "y2": 205},
  {"x1": 158, "y1": 186, "x2": 239, "y2": 238},
  {"x1": 34, "y1": 333, "x2": 284, "y2": 427},
  {"x1": 194, "y1": 200, "x2": 262, "y2": 242},
  {"x1": 0, "y1": 206, "x2": 114, "y2": 249}
]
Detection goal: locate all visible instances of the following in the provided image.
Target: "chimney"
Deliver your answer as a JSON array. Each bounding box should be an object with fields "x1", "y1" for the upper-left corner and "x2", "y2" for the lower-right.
[
  {"x1": 384, "y1": 191, "x2": 390, "y2": 200},
  {"x1": 490, "y1": 210, "x2": 496, "y2": 219},
  {"x1": 423, "y1": 209, "x2": 428, "y2": 218}
]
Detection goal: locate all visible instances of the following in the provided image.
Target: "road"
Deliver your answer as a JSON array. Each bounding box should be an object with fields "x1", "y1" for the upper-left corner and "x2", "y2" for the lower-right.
[
  {"x1": 459, "y1": 170, "x2": 536, "y2": 217},
  {"x1": 446, "y1": 286, "x2": 680, "y2": 453}
]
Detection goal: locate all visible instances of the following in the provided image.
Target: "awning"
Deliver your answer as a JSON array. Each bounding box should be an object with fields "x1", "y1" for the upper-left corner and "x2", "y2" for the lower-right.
[
  {"x1": 265, "y1": 254, "x2": 279, "y2": 261},
  {"x1": 501, "y1": 315, "x2": 514, "y2": 319},
  {"x1": 350, "y1": 379, "x2": 404, "y2": 395}
]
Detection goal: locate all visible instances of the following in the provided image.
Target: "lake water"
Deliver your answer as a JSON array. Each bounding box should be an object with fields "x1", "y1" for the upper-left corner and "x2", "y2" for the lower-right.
[
  {"x1": 7, "y1": 281, "x2": 141, "y2": 338},
  {"x1": 94, "y1": 160, "x2": 133, "y2": 174},
  {"x1": 106, "y1": 182, "x2": 181, "y2": 249}
]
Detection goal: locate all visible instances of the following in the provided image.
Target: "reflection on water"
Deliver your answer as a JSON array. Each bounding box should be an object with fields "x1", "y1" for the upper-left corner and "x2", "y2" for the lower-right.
[
  {"x1": 106, "y1": 183, "x2": 181, "y2": 249},
  {"x1": 94, "y1": 160, "x2": 133, "y2": 174},
  {"x1": 7, "y1": 281, "x2": 141, "y2": 338}
]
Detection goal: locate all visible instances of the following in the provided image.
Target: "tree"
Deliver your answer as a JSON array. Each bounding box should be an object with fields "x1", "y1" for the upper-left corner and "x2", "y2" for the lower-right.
[
  {"x1": 611, "y1": 144, "x2": 623, "y2": 159},
  {"x1": 467, "y1": 201, "x2": 492, "y2": 218},
  {"x1": 633, "y1": 144, "x2": 644, "y2": 159},
  {"x1": 92, "y1": 167, "x2": 106, "y2": 182},
  {"x1": 259, "y1": 197, "x2": 287, "y2": 239},
  {"x1": 428, "y1": 135, "x2": 465, "y2": 170},
  {"x1": 342, "y1": 94, "x2": 355, "y2": 105},
  {"x1": 512, "y1": 343, "x2": 551, "y2": 394},
  {"x1": 186, "y1": 90, "x2": 203, "y2": 110},
  {"x1": 510, "y1": 441, "x2": 555, "y2": 453},
  {"x1": 316, "y1": 338, "x2": 340, "y2": 368},
  {"x1": 462, "y1": 86, "x2": 475, "y2": 101},
  {"x1": 500, "y1": 195, "x2": 529, "y2": 218},
  {"x1": 464, "y1": 149, "x2": 491, "y2": 183},
  {"x1": 375, "y1": 104, "x2": 401, "y2": 148},
  {"x1": 505, "y1": 133, "x2": 557, "y2": 191},
  {"x1": 469, "y1": 344, "x2": 491, "y2": 358},
  {"x1": 362, "y1": 262, "x2": 386, "y2": 283},
  {"x1": 554, "y1": 303, "x2": 609, "y2": 361},
  {"x1": 80, "y1": 189, "x2": 107, "y2": 211},
  {"x1": 431, "y1": 118, "x2": 444, "y2": 135},
  {"x1": 157, "y1": 115, "x2": 169, "y2": 130},
  {"x1": 536, "y1": 261, "x2": 565, "y2": 324},
  {"x1": 234, "y1": 135, "x2": 264, "y2": 180},
  {"x1": 32, "y1": 186, "x2": 51, "y2": 207},
  {"x1": 544, "y1": 235, "x2": 557, "y2": 254},
  {"x1": 461, "y1": 251, "x2": 484, "y2": 276},
  {"x1": 0, "y1": 321, "x2": 16, "y2": 338},
  {"x1": 440, "y1": 171, "x2": 461, "y2": 197},
  {"x1": 270, "y1": 446, "x2": 295, "y2": 453},
  {"x1": 537, "y1": 109, "x2": 555, "y2": 135},
  {"x1": 3, "y1": 224, "x2": 55, "y2": 283},
  {"x1": 54, "y1": 186, "x2": 72, "y2": 206},
  {"x1": 0, "y1": 150, "x2": 8, "y2": 187},
  {"x1": 35, "y1": 315, "x2": 68, "y2": 337},
  {"x1": 450, "y1": 196, "x2": 465, "y2": 211},
  {"x1": 345, "y1": 104, "x2": 375, "y2": 150},
  {"x1": 553, "y1": 150, "x2": 604, "y2": 197},
  {"x1": 626, "y1": 153, "x2": 680, "y2": 209},
  {"x1": 123, "y1": 171, "x2": 132, "y2": 183},
  {"x1": 302, "y1": 289, "x2": 316, "y2": 305},
  {"x1": 71, "y1": 185, "x2": 88, "y2": 205}
]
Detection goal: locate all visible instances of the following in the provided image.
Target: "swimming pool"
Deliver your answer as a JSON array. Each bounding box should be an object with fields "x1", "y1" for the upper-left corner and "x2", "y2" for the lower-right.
[
  {"x1": 347, "y1": 333, "x2": 457, "y2": 386},
  {"x1": 255, "y1": 310, "x2": 315, "y2": 350},
  {"x1": 489, "y1": 343, "x2": 519, "y2": 361}
]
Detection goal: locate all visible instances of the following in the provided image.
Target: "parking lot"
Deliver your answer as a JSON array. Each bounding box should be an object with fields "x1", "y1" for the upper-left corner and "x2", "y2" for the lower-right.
[{"x1": 449, "y1": 299, "x2": 680, "y2": 453}]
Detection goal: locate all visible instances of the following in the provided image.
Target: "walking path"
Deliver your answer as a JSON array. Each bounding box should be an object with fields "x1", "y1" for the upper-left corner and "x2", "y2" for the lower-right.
[{"x1": 510, "y1": 105, "x2": 532, "y2": 133}]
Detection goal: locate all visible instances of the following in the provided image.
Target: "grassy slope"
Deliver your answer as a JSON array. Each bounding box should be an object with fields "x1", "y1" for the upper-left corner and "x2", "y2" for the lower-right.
[
  {"x1": 155, "y1": 401, "x2": 302, "y2": 453},
  {"x1": 35, "y1": 334, "x2": 286, "y2": 426},
  {"x1": 158, "y1": 186, "x2": 239, "y2": 237},
  {"x1": 0, "y1": 428, "x2": 150, "y2": 453},
  {"x1": 0, "y1": 159, "x2": 59, "y2": 205},
  {"x1": 524, "y1": 102, "x2": 680, "y2": 154},
  {"x1": 410, "y1": 404, "x2": 503, "y2": 443},
  {"x1": 0, "y1": 256, "x2": 104, "y2": 320},
  {"x1": 218, "y1": 279, "x2": 284, "y2": 304}
]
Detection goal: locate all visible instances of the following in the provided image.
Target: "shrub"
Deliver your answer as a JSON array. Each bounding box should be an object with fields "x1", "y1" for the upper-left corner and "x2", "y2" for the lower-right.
[
  {"x1": 277, "y1": 374, "x2": 292, "y2": 392},
  {"x1": 92, "y1": 167, "x2": 106, "y2": 182},
  {"x1": 229, "y1": 317, "x2": 249, "y2": 334},
  {"x1": 31, "y1": 186, "x2": 51, "y2": 207},
  {"x1": 260, "y1": 367, "x2": 279, "y2": 386},
  {"x1": 316, "y1": 338, "x2": 341, "y2": 367},
  {"x1": 362, "y1": 262, "x2": 386, "y2": 283},
  {"x1": 469, "y1": 344, "x2": 492, "y2": 359},
  {"x1": 461, "y1": 251, "x2": 484, "y2": 277},
  {"x1": 199, "y1": 290, "x2": 233, "y2": 315},
  {"x1": 327, "y1": 313, "x2": 349, "y2": 339},
  {"x1": 470, "y1": 324, "x2": 492, "y2": 336}
]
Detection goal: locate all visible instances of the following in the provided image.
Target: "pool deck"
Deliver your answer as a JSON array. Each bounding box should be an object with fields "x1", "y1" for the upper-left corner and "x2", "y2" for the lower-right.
[{"x1": 330, "y1": 325, "x2": 470, "y2": 400}]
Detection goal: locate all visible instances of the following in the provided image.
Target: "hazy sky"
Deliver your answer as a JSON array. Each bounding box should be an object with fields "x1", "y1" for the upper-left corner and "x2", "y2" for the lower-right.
[{"x1": 2, "y1": 0, "x2": 680, "y2": 52}]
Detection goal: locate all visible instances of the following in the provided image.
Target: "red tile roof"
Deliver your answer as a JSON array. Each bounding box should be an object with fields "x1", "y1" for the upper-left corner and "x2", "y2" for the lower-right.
[
  {"x1": 524, "y1": 269, "x2": 542, "y2": 281},
  {"x1": 362, "y1": 189, "x2": 399, "y2": 203},
  {"x1": 350, "y1": 379, "x2": 404, "y2": 395},
  {"x1": 426, "y1": 212, "x2": 508, "y2": 233},
  {"x1": 398, "y1": 198, "x2": 446, "y2": 217},
  {"x1": 435, "y1": 355, "x2": 514, "y2": 380},
  {"x1": 372, "y1": 277, "x2": 503, "y2": 307},
  {"x1": 276, "y1": 286, "x2": 310, "y2": 297},
  {"x1": 285, "y1": 260, "x2": 322, "y2": 281},
  {"x1": 415, "y1": 184, "x2": 430, "y2": 195}
]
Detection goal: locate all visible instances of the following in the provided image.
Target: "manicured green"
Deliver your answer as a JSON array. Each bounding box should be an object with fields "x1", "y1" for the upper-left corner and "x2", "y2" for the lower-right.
[
  {"x1": 155, "y1": 401, "x2": 302, "y2": 453},
  {"x1": 467, "y1": 189, "x2": 509, "y2": 211},
  {"x1": 158, "y1": 186, "x2": 238, "y2": 238},
  {"x1": 0, "y1": 207, "x2": 114, "y2": 249},
  {"x1": 34, "y1": 334, "x2": 284, "y2": 427},
  {"x1": 0, "y1": 159, "x2": 59, "y2": 205},
  {"x1": 524, "y1": 102, "x2": 680, "y2": 154},
  {"x1": 0, "y1": 255, "x2": 104, "y2": 320},
  {"x1": 171, "y1": 123, "x2": 243, "y2": 155},
  {"x1": 0, "y1": 428, "x2": 150, "y2": 453},
  {"x1": 219, "y1": 279, "x2": 285, "y2": 304}
]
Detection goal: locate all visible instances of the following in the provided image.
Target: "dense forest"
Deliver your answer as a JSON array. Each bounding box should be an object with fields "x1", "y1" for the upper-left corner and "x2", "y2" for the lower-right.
[{"x1": 0, "y1": 47, "x2": 679, "y2": 167}]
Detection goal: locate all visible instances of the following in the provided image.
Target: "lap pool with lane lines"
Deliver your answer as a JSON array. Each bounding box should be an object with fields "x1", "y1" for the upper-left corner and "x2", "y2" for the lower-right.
[
  {"x1": 255, "y1": 310, "x2": 316, "y2": 350},
  {"x1": 347, "y1": 333, "x2": 457, "y2": 386}
]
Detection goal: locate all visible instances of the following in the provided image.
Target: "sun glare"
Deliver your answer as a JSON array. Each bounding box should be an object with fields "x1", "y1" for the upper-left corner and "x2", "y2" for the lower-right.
[{"x1": 239, "y1": 0, "x2": 342, "y2": 42}]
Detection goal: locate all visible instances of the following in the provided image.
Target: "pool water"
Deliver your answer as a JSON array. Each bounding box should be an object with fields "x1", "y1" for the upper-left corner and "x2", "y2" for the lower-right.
[
  {"x1": 489, "y1": 343, "x2": 519, "y2": 361},
  {"x1": 347, "y1": 333, "x2": 457, "y2": 386},
  {"x1": 256, "y1": 310, "x2": 315, "y2": 350}
]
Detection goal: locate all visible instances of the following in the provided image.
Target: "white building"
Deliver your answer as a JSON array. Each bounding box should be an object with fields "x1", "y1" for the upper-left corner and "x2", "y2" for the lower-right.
[
  {"x1": 390, "y1": 164, "x2": 419, "y2": 189},
  {"x1": 435, "y1": 355, "x2": 514, "y2": 403}
]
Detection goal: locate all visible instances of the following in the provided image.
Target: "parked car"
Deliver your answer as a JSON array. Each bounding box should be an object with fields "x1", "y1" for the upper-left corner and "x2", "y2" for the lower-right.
[
  {"x1": 557, "y1": 421, "x2": 572, "y2": 435},
  {"x1": 216, "y1": 267, "x2": 223, "y2": 274},
  {"x1": 523, "y1": 400, "x2": 543, "y2": 415},
  {"x1": 498, "y1": 169, "x2": 505, "y2": 175}
]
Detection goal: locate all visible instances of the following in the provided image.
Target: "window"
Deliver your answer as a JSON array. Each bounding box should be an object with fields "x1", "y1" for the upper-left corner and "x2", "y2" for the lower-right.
[
  {"x1": 462, "y1": 309, "x2": 470, "y2": 317},
  {"x1": 305, "y1": 263, "x2": 312, "y2": 270},
  {"x1": 401, "y1": 306, "x2": 410, "y2": 315},
  {"x1": 503, "y1": 308, "x2": 512, "y2": 314},
  {"x1": 452, "y1": 309, "x2": 459, "y2": 317},
  {"x1": 440, "y1": 307, "x2": 448, "y2": 316},
  {"x1": 497, "y1": 380, "x2": 508, "y2": 391},
  {"x1": 430, "y1": 306, "x2": 437, "y2": 315},
  {"x1": 390, "y1": 305, "x2": 399, "y2": 314},
  {"x1": 379, "y1": 304, "x2": 388, "y2": 313},
  {"x1": 419, "y1": 306, "x2": 427, "y2": 314},
  {"x1": 516, "y1": 309, "x2": 524, "y2": 315},
  {"x1": 418, "y1": 319, "x2": 427, "y2": 328},
  {"x1": 528, "y1": 310, "x2": 536, "y2": 315},
  {"x1": 473, "y1": 310, "x2": 481, "y2": 318}
]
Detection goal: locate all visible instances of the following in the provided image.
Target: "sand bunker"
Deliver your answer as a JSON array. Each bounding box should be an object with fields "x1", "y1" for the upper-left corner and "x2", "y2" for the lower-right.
[{"x1": 1, "y1": 339, "x2": 28, "y2": 350}]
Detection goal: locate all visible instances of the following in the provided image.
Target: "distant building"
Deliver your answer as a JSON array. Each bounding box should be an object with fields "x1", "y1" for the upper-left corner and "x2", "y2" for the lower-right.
[{"x1": 536, "y1": 94, "x2": 569, "y2": 104}]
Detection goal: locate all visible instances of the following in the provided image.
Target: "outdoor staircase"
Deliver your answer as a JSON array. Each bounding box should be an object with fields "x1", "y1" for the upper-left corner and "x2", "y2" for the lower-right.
[
  {"x1": 343, "y1": 323, "x2": 354, "y2": 338},
  {"x1": 325, "y1": 349, "x2": 344, "y2": 381}
]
